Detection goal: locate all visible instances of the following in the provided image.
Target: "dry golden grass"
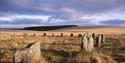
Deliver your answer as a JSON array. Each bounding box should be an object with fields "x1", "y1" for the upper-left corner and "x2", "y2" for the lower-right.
[
  {"x1": 67, "y1": 48, "x2": 116, "y2": 63},
  {"x1": 0, "y1": 27, "x2": 125, "y2": 63}
]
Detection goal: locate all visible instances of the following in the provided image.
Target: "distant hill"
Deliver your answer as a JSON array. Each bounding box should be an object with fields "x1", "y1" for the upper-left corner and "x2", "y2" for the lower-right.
[
  {"x1": 24, "y1": 25, "x2": 78, "y2": 31},
  {"x1": 0, "y1": 28, "x2": 22, "y2": 30}
]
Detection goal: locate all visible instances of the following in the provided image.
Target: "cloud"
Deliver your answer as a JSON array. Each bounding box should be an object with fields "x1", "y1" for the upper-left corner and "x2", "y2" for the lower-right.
[
  {"x1": 1, "y1": 0, "x2": 124, "y2": 15},
  {"x1": 100, "y1": 19, "x2": 125, "y2": 26},
  {"x1": 0, "y1": 0, "x2": 125, "y2": 27}
]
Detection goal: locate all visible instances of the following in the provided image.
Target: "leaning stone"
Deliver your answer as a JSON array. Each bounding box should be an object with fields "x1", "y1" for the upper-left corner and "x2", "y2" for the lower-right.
[{"x1": 14, "y1": 42, "x2": 47, "y2": 63}]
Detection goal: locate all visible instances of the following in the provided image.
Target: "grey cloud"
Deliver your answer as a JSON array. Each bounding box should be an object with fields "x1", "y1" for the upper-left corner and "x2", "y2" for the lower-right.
[
  {"x1": 100, "y1": 19, "x2": 125, "y2": 26},
  {"x1": 0, "y1": 0, "x2": 125, "y2": 27},
  {"x1": 1, "y1": 0, "x2": 124, "y2": 15}
]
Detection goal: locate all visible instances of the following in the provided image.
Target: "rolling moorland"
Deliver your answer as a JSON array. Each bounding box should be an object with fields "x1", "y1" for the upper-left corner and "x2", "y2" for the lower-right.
[{"x1": 0, "y1": 26, "x2": 125, "y2": 63}]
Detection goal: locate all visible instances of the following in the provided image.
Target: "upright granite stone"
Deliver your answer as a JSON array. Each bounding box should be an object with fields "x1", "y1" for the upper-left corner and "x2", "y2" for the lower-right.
[
  {"x1": 81, "y1": 33, "x2": 94, "y2": 52},
  {"x1": 87, "y1": 33, "x2": 94, "y2": 52},
  {"x1": 92, "y1": 33, "x2": 96, "y2": 39},
  {"x1": 81, "y1": 33, "x2": 87, "y2": 51},
  {"x1": 14, "y1": 42, "x2": 46, "y2": 63},
  {"x1": 96, "y1": 34, "x2": 105, "y2": 48},
  {"x1": 101, "y1": 34, "x2": 105, "y2": 44}
]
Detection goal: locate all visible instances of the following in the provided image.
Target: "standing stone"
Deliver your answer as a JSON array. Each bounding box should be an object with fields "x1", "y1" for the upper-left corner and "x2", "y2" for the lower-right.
[
  {"x1": 96, "y1": 34, "x2": 105, "y2": 48},
  {"x1": 101, "y1": 34, "x2": 105, "y2": 44},
  {"x1": 27, "y1": 42, "x2": 41, "y2": 63},
  {"x1": 96, "y1": 34, "x2": 101, "y2": 48},
  {"x1": 81, "y1": 33, "x2": 88, "y2": 51},
  {"x1": 78, "y1": 34, "x2": 82, "y2": 37},
  {"x1": 14, "y1": 42, "x2": 46, "y2": 63},
  {"x1": 92, "y1": 33, "x2": 96, "y2": 39},
  {"x1": 81, "y1": 33, "x2": 94, "y2": 52},
  {"x1": 60, "y1": 33, "x2": 63, "y2": 37},
  {"x1": 87, "y1": 34, "x2": 94, "y2": 52},
  {"x1": 33, "y1": 33, "x2": 36, "y2": 37},
  {"x1": 70, "y1": 33, "x2": 73, "y2": 37},
  {"x1": 52, "y1": 33, "x2": 54, "y2": 37},
  {"x1": 43, "y1": 33, "x2": 46, "y2": 36}
]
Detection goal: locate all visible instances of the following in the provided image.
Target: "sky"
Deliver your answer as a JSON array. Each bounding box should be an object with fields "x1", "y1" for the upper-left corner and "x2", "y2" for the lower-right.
[{"x1": 0, "y1": 0, "x2": 125, "y2": 28}]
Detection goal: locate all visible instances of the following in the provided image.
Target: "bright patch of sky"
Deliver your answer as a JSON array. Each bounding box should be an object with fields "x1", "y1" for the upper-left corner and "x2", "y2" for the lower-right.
[{"x1": 0, "y1": 14, "x2": 52, "y2": 22}]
